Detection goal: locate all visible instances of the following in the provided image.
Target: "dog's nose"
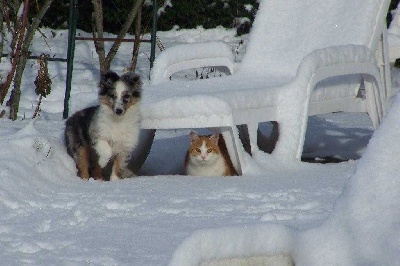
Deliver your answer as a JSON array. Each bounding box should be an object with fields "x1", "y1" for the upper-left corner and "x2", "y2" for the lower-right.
[{"x1": 115, "y1": 108, "x2": 123, "y2": 115}]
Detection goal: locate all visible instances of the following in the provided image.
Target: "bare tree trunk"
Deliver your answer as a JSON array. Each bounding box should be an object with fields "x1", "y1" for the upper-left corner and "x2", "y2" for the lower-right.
[
  {"x1": 128, "y1": 3, "x2": 142, "y2": 72},
  {"x1": 7, "y1": 1, "x2": 20, "y2": 54},
  {"x1": 91, "y1": 0, "x2": 143, "y2": 71},
  {"x1": 104, "y1": 1, "x2": 143, "y2": 70},
  {"x1": 0, "y1": 0, "x2": 4, "y2": 63},
  {"x1": 8, "y1": 0, "x2": 54, "y2": 120},
  {"x1": 0, "y1": 0, "x2": 28, "y2": 105},
  {"x1": 91, "y1": 0, "x2": 106, "y2": 72}
]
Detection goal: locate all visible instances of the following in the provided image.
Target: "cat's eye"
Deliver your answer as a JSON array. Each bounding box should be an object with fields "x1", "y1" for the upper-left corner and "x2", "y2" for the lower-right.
[
  {"x1": 195, "y1": 148, "x2": 201, "y2": 153},
  {"x1": 207, "y1": 148, "x2": 212, "y2": 153}
]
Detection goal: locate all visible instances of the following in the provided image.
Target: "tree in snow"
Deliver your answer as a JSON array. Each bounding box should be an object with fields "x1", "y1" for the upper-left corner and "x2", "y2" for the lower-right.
[
  {"x1": 90, "y1": 0, "x2": 144, "y2": 72},
  {"x1": 0, "y1": 0, "x2": 54, "y2": 120}
]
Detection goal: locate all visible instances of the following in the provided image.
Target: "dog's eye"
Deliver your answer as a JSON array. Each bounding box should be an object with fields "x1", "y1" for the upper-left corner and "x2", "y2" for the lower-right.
[
  {"x1": 108, "y1": 94, "x2": 116, "y2": 99},
  {"x1": 123, "y1": 95, "x2": 130, "y2": 102}
]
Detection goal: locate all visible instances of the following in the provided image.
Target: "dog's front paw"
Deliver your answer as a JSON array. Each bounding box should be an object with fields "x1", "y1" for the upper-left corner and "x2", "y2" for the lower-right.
[
  {"x1": 95, "y1": 140, "x2": 112, "y2": 168},
  {"x1": 98, "y1": 155, "x2": 110, "y2": 168},
  {"x1": 122, "y1": 169, "x2": 135, "y2": 178},
  {"x1": 110, "y1": 173, "x2": 121, "y2": 181}
]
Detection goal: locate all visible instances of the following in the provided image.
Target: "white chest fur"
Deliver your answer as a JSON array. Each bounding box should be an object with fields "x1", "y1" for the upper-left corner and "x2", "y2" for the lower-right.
[
  {"x1": 91, "y1": 104, "x2": 141, "y2": 155},
  {"x1": 186, "y1": 155, "x2": 226, "y2": 176}
]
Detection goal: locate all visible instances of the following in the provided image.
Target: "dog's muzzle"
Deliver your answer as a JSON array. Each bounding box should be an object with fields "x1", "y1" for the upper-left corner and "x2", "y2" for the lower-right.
[{"x1": 115, "y1": 108, "x2": 124, "y2": 116}]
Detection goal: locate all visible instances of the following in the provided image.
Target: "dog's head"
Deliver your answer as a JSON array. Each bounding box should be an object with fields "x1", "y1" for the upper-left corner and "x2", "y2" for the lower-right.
[{"x1": 98, "y1": 71, "x2": 142, "y2": 116}]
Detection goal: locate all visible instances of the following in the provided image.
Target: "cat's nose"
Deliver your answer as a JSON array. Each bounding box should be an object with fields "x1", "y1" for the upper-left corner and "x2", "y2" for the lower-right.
[{"x1": 201, "y1": 155, "x2": 206, "y2": 160}]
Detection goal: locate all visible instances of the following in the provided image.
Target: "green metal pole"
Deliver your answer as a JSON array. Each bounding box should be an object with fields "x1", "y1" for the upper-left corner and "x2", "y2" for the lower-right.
[
  {"x1": 150, "y1": 0, "x2": 157, "y2": 70},
  {"x1": 63, "y1": 0, "x2": 78, "y2": 119}
]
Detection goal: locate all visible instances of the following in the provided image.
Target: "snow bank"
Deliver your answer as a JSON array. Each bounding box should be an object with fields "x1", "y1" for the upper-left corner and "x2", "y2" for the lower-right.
[
  {"x1": 0, "y1": 119, "x2": 76, "y2": 210},
  {"x1": 295, "y1": 95, "x2": 400, "y2": 265},
  {"x1": 169, "y1": 224, "x2": 294, "y2": 266},
  {"x1": 0, "y1": 116, "x2": 355, "y2": 264},
  {"x1": 169, "y1": 94, "x2": 400, "y2": 265}
]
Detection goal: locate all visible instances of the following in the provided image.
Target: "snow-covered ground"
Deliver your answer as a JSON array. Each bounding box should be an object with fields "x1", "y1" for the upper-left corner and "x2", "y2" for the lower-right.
[{"x1": 0, "y1": 19, "x2": 399, "y2": 266}]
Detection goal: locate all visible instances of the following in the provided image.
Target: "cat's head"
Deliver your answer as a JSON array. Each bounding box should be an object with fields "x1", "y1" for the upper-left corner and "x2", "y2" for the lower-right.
[{"x1": 188, "y1": 131, "x2": 221, "y2": 164}]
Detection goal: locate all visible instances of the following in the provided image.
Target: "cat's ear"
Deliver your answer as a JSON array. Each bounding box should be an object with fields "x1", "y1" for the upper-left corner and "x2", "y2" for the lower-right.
[
  {"x1": 209, "y1": 133, "x2": 219, "y2": 145},
  {"x1": 189, "y1": 131, "x2": 199, "y2": 142}
]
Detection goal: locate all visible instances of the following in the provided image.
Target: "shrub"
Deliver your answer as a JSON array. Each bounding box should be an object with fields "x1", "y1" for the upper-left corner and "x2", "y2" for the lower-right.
[{"x1": 38, "y1": 0, "x2": 258, "y2": 34}]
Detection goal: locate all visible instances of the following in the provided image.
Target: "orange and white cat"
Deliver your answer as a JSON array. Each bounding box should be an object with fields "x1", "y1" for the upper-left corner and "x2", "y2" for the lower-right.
[{"x1": 184, "y1": 131, "x2": 237, "y2": 176}]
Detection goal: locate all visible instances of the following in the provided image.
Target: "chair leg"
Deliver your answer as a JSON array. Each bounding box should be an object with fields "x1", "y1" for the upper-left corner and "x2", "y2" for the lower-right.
[
  {"x1": 364, "y1": 75, "x2": 382, "y2": 128},
  {"x1": 221, "y1": 124, "x2": 246, "y2": 175},
  {"x1": 127, "y1": 129, "x2": 156, "y2": 174},
  {"x1": 237, "y1": 123, "x2": 258, "y2": 156},
  {"x1": 237, "y1": 124, "x2": 251, "y2": 155},
  {"x1": 376, "y1": 28, "x2": 392, "y2": 110},
  {"x1": 246, "y1": 122, "x2": 259, "y2": 155},
  {"x1": 272, "y1": 106, "x2": 308, "y2": 161}
]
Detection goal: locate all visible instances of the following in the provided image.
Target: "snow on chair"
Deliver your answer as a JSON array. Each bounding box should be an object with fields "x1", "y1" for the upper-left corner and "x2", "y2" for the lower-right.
[
  {"x1": 141, "y1": 0, "x2": 391, "y2": 174},
  {"x1": 388, "y1": 3, "x2": 400, "y2": 63}
]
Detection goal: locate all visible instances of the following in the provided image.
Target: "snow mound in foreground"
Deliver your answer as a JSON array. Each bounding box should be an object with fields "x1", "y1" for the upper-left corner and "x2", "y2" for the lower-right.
[{"x1": 169, "y1": 95, "x2": 400, "y2": 265}]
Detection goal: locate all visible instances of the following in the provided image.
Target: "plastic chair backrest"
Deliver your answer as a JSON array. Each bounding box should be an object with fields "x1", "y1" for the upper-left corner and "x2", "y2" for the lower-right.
[{"x1": 239, "y1": 0, "x2": 389, "y2": 79}]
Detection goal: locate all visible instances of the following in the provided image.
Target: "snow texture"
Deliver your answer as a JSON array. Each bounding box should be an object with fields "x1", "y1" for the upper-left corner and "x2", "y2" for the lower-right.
[
  {"x1": 0, "y1": 0, "x2": 398, "y2": 265},
  {"x1": 170, "y1": 94, "x2": 400, "y2": 265}
]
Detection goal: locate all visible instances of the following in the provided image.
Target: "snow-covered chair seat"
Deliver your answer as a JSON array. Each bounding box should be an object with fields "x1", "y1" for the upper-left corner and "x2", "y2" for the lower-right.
[{"x1": 141, "y1": 0, "x2": 391, "y2": 174}]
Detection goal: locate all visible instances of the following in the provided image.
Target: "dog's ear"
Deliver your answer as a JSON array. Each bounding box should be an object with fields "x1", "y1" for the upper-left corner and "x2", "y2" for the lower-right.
[
  {"x1": 120, "y1": 72, "x2": 142, "y2": 88},
  {"x1": 99, "y1": 71, "x2": 120, "y2": 86},
  {"x1": 121, "y1": 72, "x2": 142, "y2": 97},
  {"x1": 99, "y1": 71, "x2": 120, "y2": 95}
]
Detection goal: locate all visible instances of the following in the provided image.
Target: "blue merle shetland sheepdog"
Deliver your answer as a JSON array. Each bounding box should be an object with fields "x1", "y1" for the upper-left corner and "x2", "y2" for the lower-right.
[{"x1": 65, "y1": 71, "x2": 142, "y2": 181}]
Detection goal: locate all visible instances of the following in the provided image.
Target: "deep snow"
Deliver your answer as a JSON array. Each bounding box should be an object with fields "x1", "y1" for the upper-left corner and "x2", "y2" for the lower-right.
[{"x1": 0, "y1": 6, "x2": 399, "y2": 266}]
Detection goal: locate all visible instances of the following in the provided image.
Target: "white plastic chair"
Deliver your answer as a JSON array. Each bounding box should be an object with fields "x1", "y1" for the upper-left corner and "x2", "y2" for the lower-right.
[{"x1": 141, "y1": 0, "x2": 391, "y2": 174}]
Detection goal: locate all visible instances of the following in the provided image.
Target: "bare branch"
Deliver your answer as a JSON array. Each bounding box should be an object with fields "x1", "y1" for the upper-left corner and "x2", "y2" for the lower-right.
[
  {"x1": 91, "y1": 0, "x2": 106, "y2": 71},
  {"x1": 7, "y1": 0, "x2": 54, "y2": 120},
  {"x1": 105, "y1": 0, "x2": 144, "y2": 70},
  {"x1": 0, "y1": 0, "x2": 29, "y2": 105},
  {"x1": 128, "y1": 4, "x2": 142, "y2": 72},
  {"x1": 0, "y1": 0, "x2": 4, "y2": 64}
]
